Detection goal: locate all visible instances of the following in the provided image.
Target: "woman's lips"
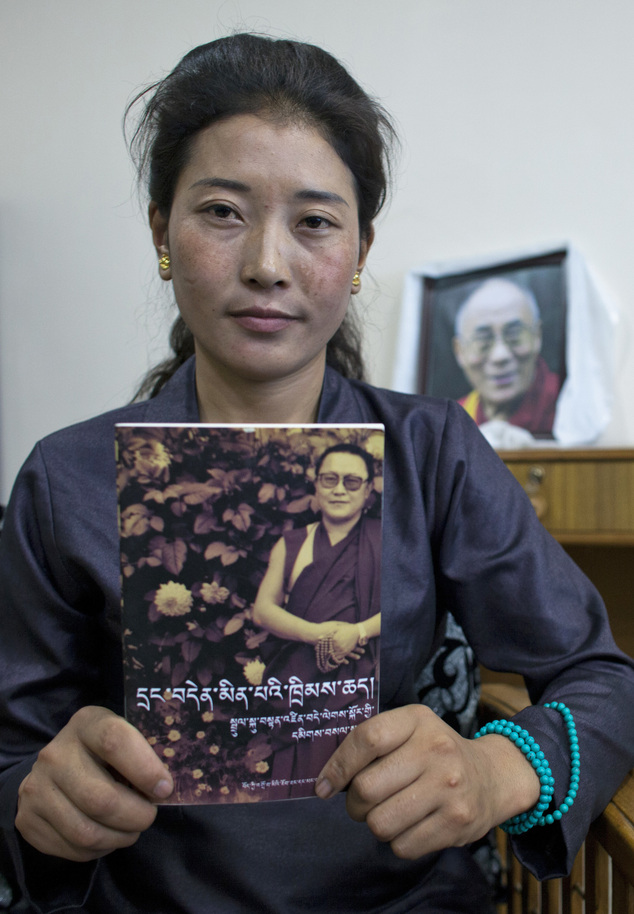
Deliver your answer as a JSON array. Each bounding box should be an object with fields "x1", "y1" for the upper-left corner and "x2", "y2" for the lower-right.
[{"x1": 231, "y1": 307, "x2": 297, "y2": 334}]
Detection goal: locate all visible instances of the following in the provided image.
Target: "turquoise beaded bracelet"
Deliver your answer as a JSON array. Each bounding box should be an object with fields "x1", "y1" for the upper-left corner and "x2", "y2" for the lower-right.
[{"x1": 473, "y1": 702, "x2": 579, "y2": 835}]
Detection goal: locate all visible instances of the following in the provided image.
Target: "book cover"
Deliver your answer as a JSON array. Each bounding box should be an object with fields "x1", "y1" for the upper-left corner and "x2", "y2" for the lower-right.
[{"x1": 116, "y1": 423, "x2": 384, "y2": 803}]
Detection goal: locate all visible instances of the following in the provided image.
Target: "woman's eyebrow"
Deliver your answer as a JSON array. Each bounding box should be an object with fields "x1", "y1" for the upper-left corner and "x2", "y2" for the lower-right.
[
  {"x1": 294, "y1": 189, "x2": 350, "y2": 207},
  {"x1": 189, "y1": 177, "x2": 251, "y2": 192}
]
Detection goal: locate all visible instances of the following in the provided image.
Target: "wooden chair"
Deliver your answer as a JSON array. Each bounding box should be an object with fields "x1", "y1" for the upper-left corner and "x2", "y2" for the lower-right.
[{"x1": 480, "y1": 683, "x2": 634, "y2": 914}]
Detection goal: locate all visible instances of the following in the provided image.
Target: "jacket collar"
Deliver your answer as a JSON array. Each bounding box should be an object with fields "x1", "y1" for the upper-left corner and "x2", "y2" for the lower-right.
[
  {"x1": 142, "y1": 357, "x2": 200, "y2": 423},
  {"x1": 141, "y1": 358, "x2": 372, "y2": 426},
  {"x1": 318, "y1": 367, "x2": 373, "y2": 424}
]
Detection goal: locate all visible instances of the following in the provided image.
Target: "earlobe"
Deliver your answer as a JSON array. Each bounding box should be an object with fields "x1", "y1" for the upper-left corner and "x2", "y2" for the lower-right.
[
  {"x1": 149, "y1": 202, "x2": 171, "y2": 280},
  {"x1": 351, "y1": 225, "x2": 375, "y2": 294},
  {"x1": 156, "y1": 249, "x2": 172, "y2": 281}
]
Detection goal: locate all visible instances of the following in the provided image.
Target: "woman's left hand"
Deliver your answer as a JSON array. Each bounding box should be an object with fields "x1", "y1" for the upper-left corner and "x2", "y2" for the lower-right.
[{"x1": 314, "y1": 704, "x2": 540, "y2": 859}]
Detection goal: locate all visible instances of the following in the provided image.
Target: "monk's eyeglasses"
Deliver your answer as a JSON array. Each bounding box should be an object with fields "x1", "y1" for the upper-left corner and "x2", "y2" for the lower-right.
[
  {"x1": 317, "y1": 473, "x2": 368, "y2": 492},
  {"x1": 460, "y1": 321, "x2": 536, "y2": 361}
]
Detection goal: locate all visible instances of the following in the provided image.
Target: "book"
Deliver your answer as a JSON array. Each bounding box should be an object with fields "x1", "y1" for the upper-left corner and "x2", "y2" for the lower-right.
[{"x1": 116, "y1": 423, "x2": 384, "y2": 803}]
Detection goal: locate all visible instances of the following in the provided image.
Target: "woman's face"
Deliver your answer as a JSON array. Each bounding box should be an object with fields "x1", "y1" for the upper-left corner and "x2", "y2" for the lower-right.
[
  {"x1": 315, "y1": 452, "x2": 372, "y2": 526},
  {"x1": 150, "y1": 114, "x2": 371, "y2": 387}
]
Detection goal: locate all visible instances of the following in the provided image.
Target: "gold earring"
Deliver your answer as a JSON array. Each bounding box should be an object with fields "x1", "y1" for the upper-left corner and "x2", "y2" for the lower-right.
[
  {"x1": 159, "y1": 253, "x2": 171, "y2": 271},
  {"x1": 352, "y1": 271, "x2": 361, "y2": 287}
]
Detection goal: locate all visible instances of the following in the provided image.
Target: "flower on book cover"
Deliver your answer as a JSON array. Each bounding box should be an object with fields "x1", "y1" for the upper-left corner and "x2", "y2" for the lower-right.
[
  {"x1": 153, "y1": 581, "x2": 193, "y2": 617},
  {"x1": 243, "y1": 658, "x2": 266, "y2": 686},
  {"x1": 200, "y1": 581, "x2": 230, "y2": 604},
  {"x1": 133, "y1": 439, "x2": 172, "y2": 481}
]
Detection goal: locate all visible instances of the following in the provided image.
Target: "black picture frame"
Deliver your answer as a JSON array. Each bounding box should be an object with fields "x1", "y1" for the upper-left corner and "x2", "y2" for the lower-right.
[{"x1": 416, "y1": 248, "x2": 568, "y2": 438}]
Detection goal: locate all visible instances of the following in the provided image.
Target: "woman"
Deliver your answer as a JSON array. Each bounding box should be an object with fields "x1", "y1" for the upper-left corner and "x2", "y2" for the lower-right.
[
  {"x1": 253, "y1": 443, "x2": 381, "y2": 797},
  {"x1": 0, "y1": 33, "x2": 632, "y2": 914}
]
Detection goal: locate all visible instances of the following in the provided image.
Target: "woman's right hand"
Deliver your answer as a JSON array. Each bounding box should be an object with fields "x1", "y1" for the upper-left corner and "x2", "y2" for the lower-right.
[{"x1": 15, "y1": 706, "x2": 173, "y2": 862}]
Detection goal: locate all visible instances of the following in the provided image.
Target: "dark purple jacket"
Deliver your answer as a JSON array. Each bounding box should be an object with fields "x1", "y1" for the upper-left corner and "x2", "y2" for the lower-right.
[{"x1": 1, "y1": 359, "x2": 632, "y2": 912}]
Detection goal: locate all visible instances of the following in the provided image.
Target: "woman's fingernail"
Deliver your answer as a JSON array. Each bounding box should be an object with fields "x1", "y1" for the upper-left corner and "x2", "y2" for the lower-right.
[
  {"x1": 315, "y1": 776, "x2": 333, "y2": 799},
  {"x1": 153, "y1": 778, "x2": 173, "y2": 799}
]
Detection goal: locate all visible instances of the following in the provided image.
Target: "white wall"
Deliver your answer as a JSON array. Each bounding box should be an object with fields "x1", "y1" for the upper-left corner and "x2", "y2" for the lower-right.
[{"x1": 2, "y1": 0, "x2": 633, "y2": 501}]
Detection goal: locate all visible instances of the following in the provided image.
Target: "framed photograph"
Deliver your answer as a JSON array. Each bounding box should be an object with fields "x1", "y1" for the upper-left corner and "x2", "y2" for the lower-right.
[{"x1": 416, "y1": 248, "x2": 568, "y2": 438}]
